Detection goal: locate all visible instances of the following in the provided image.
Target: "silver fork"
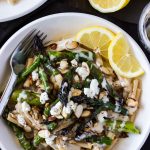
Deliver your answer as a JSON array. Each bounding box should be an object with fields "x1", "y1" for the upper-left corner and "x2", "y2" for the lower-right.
[{"x1": 0, "y1": 29, "x2": 45, "y2": 116}]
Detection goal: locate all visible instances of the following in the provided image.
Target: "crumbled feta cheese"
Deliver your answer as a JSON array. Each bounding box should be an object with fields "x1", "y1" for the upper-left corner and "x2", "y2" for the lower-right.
[
  {"x1": 76, "y1": 62, "x2": 90, "y2": 80},
  {"x1": 102, "y1": 78, "x2": 107, "y2": 89},
  {"x1": 63, "y1": 105, "x2": 71, "y2": 114},
  {"x1": 84, "y1": 79, "x2": 100, "y2": 98},
  {"x1": 38, "y1": 130, "x2": 50, "y2": 138},
  {"x1": 97, "y1": 111, "x2": 108, "y2": 123},
  {"x1": 50, "y1": 101, "x2": 63, "y2": 116},
  {"x1": 32, "y1": 70, "x2": 39, "y2": 81},
  {"x1": 84, "y1": 88, "x2": 91, "y2": 98},
  {"x1": 89, "y1": 79, "x2": 99, "y2": 93},
  {"x1": 21, "y1": 101, "x2": 31, "y2": 112},
  {"x1": 102, "y1": 95, "x2": 109, "y2": 103},
  {"x1": 40, "y1": 92, "x2": 49, "y2": 104},
  {"x1": 59, "y1": 60, "x2": 68, "y2": 70},
  {"x1": 17, "y1": 114, "x2": 26, "y2": 126},
  {"x1": 17, "y1": 91, "x2": 27, "y2": 102},
  {"x1": 45, "y1": 135, "x2": 57, "y2": 145},
  {"x1": 71, "y1": 59, "x2": 78, "y2": 67}
]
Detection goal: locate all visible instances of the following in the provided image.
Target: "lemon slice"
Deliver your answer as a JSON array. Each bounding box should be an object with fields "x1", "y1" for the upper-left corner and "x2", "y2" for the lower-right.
[
  {"x1": 76, "y1": 26, "x2": 115, "y2": 59},
  {"x1": 108, "y1": 33, "x2": 144, "y2": 78},
  {"x1": 89, "y1": 0, "x2": 130, "y2": 13}
]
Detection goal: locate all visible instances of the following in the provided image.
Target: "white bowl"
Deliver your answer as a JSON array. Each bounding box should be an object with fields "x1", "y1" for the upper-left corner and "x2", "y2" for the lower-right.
[
  {"x1": 0, "y1": 13, "x2": 150, "y2": 150},
  {"x1": 0, "y1": 0, "x2": 47, "y2": 22}
]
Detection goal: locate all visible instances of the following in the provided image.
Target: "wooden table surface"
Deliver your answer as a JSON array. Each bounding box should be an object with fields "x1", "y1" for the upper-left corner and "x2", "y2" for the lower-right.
[{"x1": 0, "y1": 0, "x2": 150, "y2": 149}]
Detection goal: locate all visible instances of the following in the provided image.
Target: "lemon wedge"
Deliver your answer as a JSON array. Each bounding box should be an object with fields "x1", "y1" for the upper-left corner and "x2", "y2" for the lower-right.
[
  {"x1": 89, "y1": 0, "x2": 130, "y2": 13},
  {"x1": 108, "y1": 33, "x2": 144, "y2": 78},
  {"x1": 76, "y1": 26, "x2": 115, "y2": 59}
]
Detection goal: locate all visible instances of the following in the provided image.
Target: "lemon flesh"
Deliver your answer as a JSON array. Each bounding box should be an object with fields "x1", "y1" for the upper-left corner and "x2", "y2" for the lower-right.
[
  {"x1": 76, "y1": 26, "x2": 115, "y2": 59},
  {"x1": 89, "y1": 0, "x2": 130, "y2": 13},
  {"x1": 108, "y1": 33, "x2": 144, "y2": 78}
]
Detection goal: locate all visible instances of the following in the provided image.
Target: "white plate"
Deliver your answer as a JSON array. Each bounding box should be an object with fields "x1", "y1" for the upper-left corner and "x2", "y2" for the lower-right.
[
  {"x1": 0, "y1": 13, "x2": 150, "y2": 150},
  {"x1": 0, "y1": 0, "x2": 47, "y2": 22}
]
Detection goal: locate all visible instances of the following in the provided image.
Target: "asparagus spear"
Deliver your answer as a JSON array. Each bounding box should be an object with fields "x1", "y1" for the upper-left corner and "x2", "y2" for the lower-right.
[
  {"x1": 48, "y1": 50, "x2": 95, "y2": 62},
  {"x1": 86, "y1": 98, "x2": 128, "y2": 115},
  {"x1": 102, "y1": 101, "x2": 128, "y2": 115},
  {"x1": 33, "y1": 134, "x2": 44, "y2": 147},
  {"x1": 44, "y1": 60, "x2": 59, "y2": 76},
  {"x1": 50, "y1": 98, "x2": 60, "y2": 107},
  {"x1": 75, "y1": 51, "x2": 95, "y2": 62},
  {"x1": 43, "y1": 105, "x2": 50, "y2": 117},
  {"x1": 48, "y1": 51, "x2": 75, "y2": 62},
  {"x1": 105, "y1": 120, "x2": 140, "y2": 134},
  {"x1": 86, "y1": 135, "x2": 112, "y2": 145},
  {"x1": 17, "y1": 55, "x2": 41, "y2": 83},
  {"x1": 10, "y1": 123, "x2": 34, "y2": 150},
  {"x1": 10, "y1": 90, "x2": 41, "y2": 106},
  {"x1": 39, "y1": 67, "x2": 51, "y2": 93}
]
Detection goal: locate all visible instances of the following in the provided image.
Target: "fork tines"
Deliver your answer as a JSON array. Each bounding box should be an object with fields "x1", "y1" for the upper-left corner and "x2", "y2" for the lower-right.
[{"x1": 21, "y1": 30, "x2": 47, "y2": 56}]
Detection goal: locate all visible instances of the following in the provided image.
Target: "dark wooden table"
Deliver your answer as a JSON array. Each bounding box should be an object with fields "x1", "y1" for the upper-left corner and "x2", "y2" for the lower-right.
[{"x1": 0, "y1": 0, "x2": 150, "y2": 149}]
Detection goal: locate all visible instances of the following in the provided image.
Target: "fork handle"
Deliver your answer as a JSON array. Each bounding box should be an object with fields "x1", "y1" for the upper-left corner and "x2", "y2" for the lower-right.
[{"x1": 0, "y1": 72, "x2": 17, "y2": 116}]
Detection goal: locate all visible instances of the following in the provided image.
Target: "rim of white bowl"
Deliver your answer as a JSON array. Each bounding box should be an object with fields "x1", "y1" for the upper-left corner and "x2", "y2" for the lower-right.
[
  {"x1": 0, "y1": 13, "x2": 150, "y2": 150},
  {"x1": 0, "y1": 0, "x2": 47, "y2": 22}
]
